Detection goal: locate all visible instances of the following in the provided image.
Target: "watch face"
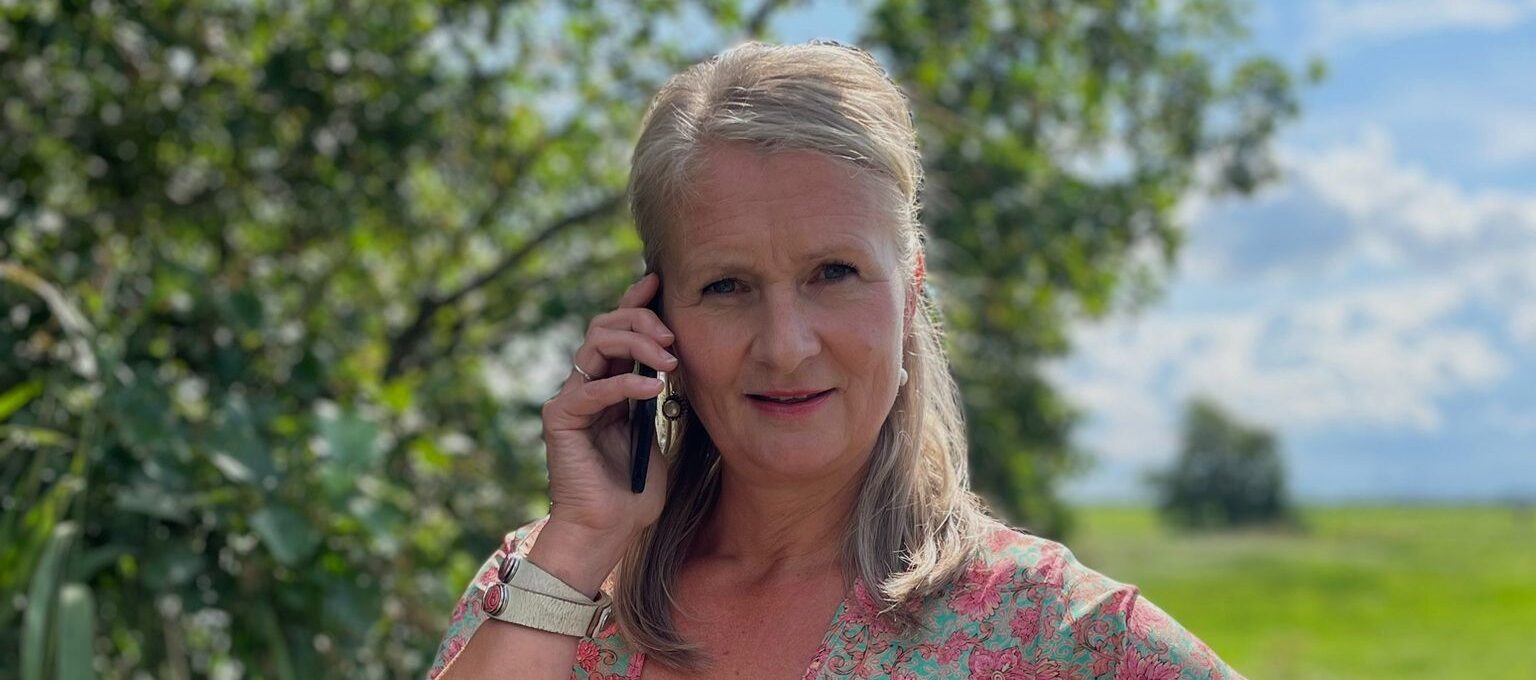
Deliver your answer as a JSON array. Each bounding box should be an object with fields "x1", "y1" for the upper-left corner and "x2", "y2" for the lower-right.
[{"x1": 482, "y1": 582, "x2": 507, "y2": 616}]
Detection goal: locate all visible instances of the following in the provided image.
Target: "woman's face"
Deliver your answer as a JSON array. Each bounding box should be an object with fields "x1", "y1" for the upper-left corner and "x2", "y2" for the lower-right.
[{"x1": 662, "y1": 142, "x2": 915, "y2": 485}]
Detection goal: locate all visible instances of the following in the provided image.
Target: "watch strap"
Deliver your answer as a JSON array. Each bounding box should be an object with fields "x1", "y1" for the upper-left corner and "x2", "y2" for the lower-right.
[
  {"x1": 497, "y1": 554, "x2": 590, "y2": 603},
  {"x1": 481, "y1": 581, "x2": 613, "y2": 638}
]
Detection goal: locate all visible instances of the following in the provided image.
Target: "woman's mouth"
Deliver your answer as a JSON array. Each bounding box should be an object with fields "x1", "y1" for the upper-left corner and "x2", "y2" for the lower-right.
[{"x1": 747, "y1": 389, "x2": 834, "y2": 416}]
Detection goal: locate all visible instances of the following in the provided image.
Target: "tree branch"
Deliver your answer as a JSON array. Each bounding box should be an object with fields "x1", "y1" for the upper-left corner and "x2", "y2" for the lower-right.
[
  {"x1": 462, "y1": 247, "x2": 641, "y2": 359},
  {"x1": 382, "y1": 0, "x2": 798, "y2": 381},
  {"x1": 382, "y1": 192, "x2": 625, "y2": 379},
  {"x1": 744, "y1": 0, "x2": 796, "y2": 38}
]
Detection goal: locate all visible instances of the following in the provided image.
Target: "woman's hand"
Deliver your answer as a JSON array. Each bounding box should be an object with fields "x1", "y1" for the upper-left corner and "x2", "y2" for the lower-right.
[{"x1": 536, "y1": 272, "x2": 674, "y2": 571}]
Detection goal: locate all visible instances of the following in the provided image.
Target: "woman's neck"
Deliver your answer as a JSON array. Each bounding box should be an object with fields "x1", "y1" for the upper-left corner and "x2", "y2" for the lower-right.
[{"x1": 691, "y1": 461, "x2": 867, "y2": 581}]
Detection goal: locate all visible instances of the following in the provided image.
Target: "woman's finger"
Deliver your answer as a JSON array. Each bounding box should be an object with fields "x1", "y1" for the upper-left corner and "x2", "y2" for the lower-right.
[
  {"x1": 616, "y1": 271, "x2": 661, "y2": 310},
  {"x1": 587, "y1": 306, "x2": 674, "y2": 346},
  {"x1": 563, "y1": 273, "x2": 675, "y2": 390},
  {"x1": 565, "y1": 323, "x2": 674, "y2": 391},
  {"x1": 576, "y1": 327, "x2": 677, "y2": 375},
  {"x1": 544, "y1": 373, "x2": 665, "y2": 430}
]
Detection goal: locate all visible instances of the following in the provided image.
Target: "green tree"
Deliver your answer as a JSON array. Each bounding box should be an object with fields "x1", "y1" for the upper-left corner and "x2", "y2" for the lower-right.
[
  {"x1": 1153, "y1": 397, "x2": 1295, "y2": 529},
  {"x1": 865, "y1": 0, "x2": 1309, "y2": 536},
  {"x1": 1, "y1": 0, "x2": 1305, "y2": 676},
  {"x1": 1, "y1": 2, "x2": 751, "y2": 676}
]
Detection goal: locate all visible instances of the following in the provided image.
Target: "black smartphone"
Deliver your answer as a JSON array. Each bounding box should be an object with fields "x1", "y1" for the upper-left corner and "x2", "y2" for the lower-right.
[{"x1": 627, "y1": 274, "x2": 662, "y2": 493}]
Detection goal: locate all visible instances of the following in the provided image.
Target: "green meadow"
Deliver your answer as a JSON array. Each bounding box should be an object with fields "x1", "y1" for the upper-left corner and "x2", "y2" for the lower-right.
[{"x1": 1066, "y1": 506, "x2": 1536, "y2": 680}]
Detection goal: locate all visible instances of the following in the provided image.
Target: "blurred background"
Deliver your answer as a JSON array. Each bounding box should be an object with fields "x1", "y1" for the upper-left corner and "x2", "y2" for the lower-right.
[{"x1": 1, "y1": 1, "x2": 1530, "y2": 678}]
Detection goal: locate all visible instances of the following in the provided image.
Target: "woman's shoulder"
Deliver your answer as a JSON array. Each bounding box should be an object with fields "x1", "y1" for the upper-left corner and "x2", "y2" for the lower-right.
[
  {"x1": 984, "y1": 519, "x2": 1122, "y2": 586},
  {"x1": 941, "y1": 517, "x2": 1135, "y2": 621},
  {"x1": 897, "y1": 517, "x2": 1243, "y2": 678}
]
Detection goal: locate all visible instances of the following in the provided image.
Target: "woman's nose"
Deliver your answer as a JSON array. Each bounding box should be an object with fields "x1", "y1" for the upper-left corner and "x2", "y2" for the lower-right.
[{"x1": 750, "y1": 289, "x2": 821, "y2": 374}]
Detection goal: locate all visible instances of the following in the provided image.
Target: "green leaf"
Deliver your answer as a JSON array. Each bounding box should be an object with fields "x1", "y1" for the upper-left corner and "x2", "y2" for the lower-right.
[
  {"x1": 103, "y1": 379, "x2": 175, "y2": 459},
  {"x1": 74, "y1": 546, "x2": 129, "y2": 582},
  {"x1": 0, "y1": 425, "x2": 72, "y2": 450},
  {"x1": 227, "y1": 289, "x2": 265, "y2": 329},
  {"x1": 321, "y1": 409, "x2": 381, "y2": 470},
  {"x1": 0, "y1": 456, "x2": 70, "y2": 627},
  {"x1": 209, "y1": 452, "x2": 254, "y2": 484},
  {"x1": 322, "y1": 573, "x2": 381, "y2": 635},
  {"x1": 251, "y1": 505, "x2": 320, "y2": 566},
  {"x1": 0, "y1": 380, "x2": 43, "y2": 421},
  {"x1": 209, "y1": 396, "x2": 275, "y2": 484},
  {"x1": 380, "y1": 377, "x2": 416, "y2": 413},
  {"x1": 113, "y1": 482, "x2": 190, "y2": 523},
  {"x1": 54, "y1": 583, "x2": 97, "y2": 680},
  {"x1": 258, "y1": 603, "x2": 298, "y2": 680},
  {"x1": 141, "y1": 545, "x2": 204, "y2": 590},
  {"x1": 317, "y1": 408, "x2": 381, "y2": 500},
  {"x1": 23, "y1": 522, "x2": 78, "y2": 680}
]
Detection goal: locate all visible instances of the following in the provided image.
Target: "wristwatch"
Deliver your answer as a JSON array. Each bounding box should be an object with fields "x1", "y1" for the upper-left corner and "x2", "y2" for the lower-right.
[{"x1": 480, "y1": 555, "x2": 613, "y2": 638}]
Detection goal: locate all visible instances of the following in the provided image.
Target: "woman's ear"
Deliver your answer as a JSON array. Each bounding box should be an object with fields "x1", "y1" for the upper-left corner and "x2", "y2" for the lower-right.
[{"x1": 904, "y1": 249, "x2": 926, "y2": 332}]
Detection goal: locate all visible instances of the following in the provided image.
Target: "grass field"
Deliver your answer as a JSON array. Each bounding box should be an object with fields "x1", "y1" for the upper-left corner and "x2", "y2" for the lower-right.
[{"x1": 1065, "y1": 506, "x2": 1536, "y2": 680}]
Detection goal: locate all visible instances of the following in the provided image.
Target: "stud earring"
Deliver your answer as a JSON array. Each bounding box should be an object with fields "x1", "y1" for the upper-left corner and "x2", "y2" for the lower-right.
[{"x1": 898, "y1": 367, "x2": 909, "y2": 387}]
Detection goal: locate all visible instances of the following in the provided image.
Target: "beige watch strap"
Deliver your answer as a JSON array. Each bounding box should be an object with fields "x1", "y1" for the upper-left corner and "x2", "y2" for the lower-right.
[
  {"x1": 481, "y1": 581, "x2": 613, "y2": 638},
  {"x1": 497, "y1": 554, "x2": 590, "y2": 602},
  {"x1": 483, "y1": 555, "x2": 612, "y2": 637}
]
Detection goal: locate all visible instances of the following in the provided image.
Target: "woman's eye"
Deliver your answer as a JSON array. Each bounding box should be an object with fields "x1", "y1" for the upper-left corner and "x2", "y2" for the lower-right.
[
  {"x1": 702, "y1": 264, "x2": 855, "y2": 296},
  {"x1": 702, "y1": 279, "x2": 739, "y2": 295},
  {"x1": 823, "y1": 262, "x2": 858, "y2": 281}
]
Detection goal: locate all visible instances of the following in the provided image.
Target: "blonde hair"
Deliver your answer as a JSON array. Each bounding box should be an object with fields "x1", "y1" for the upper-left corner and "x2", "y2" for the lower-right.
[{"x1": 619, "y1": 41, "x2": 990, "y2": 670}]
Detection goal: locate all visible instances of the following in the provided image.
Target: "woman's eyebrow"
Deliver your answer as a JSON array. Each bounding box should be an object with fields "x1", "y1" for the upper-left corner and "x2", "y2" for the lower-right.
[
  {"x1": 687, "y1": 246, "x2": 869, "y2": 277},
  {"x1": 805, "y1": 243, "x2": 871, "y2": 261}
]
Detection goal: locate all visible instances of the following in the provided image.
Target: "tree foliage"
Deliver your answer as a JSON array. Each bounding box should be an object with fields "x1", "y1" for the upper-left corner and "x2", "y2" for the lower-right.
[
  {"x1": 865, "y1": 0, "x2": 1306, "y2": 536},
  {"x1": 1, "y1": 0, "x2": 1302, "y2": 676},
  {"x1": 1153, "y1": 397, "x2": 1295, "y2": 529}
]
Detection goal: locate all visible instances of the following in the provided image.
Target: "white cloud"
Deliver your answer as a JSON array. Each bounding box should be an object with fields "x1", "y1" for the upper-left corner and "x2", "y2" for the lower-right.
[
  {"x1": 1496, "y1": 264, "x2": 1536, "y2": 348},
  {"x1": 1051, "y1": 127, "x2": 1535, "y2": 465},
  {"x1": 1294, "y1": 128, "x2": 1536, "y2": 265},
  {"x1": 1279, "y1": 65, "x2": 1536, "y2": 176},
  {"x1": 1478, "y1": 110, "x2": 1536, "y2": 168},
  {"x1": 1190, "y1": 127, "x2": 1536, "y2": 286},
  {"x1": 1053, "y1": 279, "x2": 1508, "y2": 464},
  {"x1": 1515, "y1": 304, "x2": 1536, "y2": 347},
  {"x1": 1310, "y1": 0, "x2": 1536, "y2": 48}
]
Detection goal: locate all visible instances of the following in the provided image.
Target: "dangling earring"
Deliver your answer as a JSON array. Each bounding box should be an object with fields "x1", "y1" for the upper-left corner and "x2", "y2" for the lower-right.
[
  {"x1": 898, "y1": 367, "x2": 909, "y2": 387},
  {"x1": 662, "y1": 393, "x2": 688, "y2": 420}
]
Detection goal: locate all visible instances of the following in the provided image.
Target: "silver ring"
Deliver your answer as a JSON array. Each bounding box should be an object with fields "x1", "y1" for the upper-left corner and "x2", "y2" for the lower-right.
[{"x1": 573, "y1": 362, "x2": 597, "y2": 382}]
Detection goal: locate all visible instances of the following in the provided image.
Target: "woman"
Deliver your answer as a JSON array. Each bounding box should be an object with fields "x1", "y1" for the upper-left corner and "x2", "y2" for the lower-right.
[{"x1": 430, "y1": 41, "x2": 1241, "y2": 680}]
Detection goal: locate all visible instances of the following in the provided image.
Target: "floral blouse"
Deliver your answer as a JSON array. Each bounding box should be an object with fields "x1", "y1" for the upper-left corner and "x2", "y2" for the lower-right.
[{"x1": 428, "y1": 517, "x2": 1243, "y2": 679}]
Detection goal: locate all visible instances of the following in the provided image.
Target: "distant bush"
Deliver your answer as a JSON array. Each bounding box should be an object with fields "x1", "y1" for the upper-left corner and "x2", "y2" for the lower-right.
[{"x1": 1151, "y1": 397, "x2": 1295, "y2": 529}]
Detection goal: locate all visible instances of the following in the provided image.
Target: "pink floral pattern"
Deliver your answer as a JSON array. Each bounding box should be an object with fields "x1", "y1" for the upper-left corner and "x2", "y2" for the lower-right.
[
  {"x1": 1009, "y1": 606, "x2": 1043, "y2": 642},
  {"x1": 967, "y1": 647, "x2": 1029, "y2": 679},
  {"x1": 426, "y1": 517, "x2": 1244, "y2": 679},
  {"x1": 950, "y1": 558, "x2": 1017, "y2": 620}
]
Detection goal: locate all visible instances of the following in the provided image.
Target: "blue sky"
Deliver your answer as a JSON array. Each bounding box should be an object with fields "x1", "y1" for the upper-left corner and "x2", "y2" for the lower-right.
[{"x1": 768, "y1": 1, "x2": 1536, "y2": 503}]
